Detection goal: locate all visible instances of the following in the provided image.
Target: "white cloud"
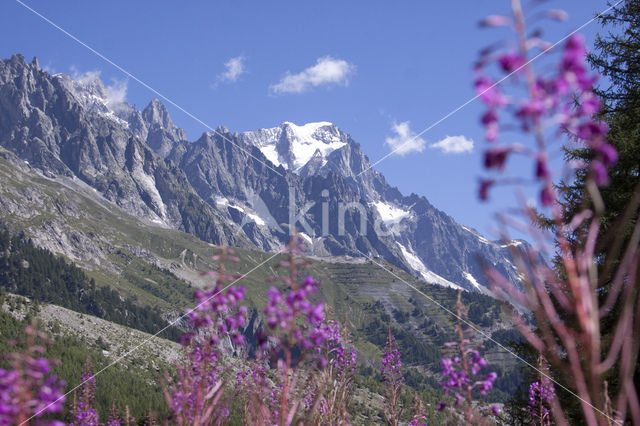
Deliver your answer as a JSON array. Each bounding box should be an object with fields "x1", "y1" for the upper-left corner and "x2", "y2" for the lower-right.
[
  {"x1": 70, "y1": 66, "x2": 101, "y2": 84},
  {"x1": 270, "y1": 56, "x2": 355, "y2": 95},
  {"x1": 213, "y1": 56, "x2": 246, "y2": 88},
  {"x1": 42, "y1": 61, "x2": 56, "y2": 74},
  {"x1": 69, "y1": 66, "x2": 128, "y2": 109},
  {"x1": 429, "y1": 135, "x2": 474, "y2": 154},
  {"x1": 105, "y1": 78, "x2": 128, "y2": 109},
  {"x1": 385, "y1": 121, "x2": 426, "y2": 156}
]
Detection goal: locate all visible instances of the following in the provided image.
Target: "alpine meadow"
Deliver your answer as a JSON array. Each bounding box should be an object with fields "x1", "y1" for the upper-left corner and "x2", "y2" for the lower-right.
[{"x1": 0, "y1": 1, "x2": 638, "y2": 425}]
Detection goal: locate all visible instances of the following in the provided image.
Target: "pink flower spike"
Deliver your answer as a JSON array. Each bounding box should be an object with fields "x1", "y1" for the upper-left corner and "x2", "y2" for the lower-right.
[
  {"x1": 540, "y1": 186, "x2": 554, "y2": 206},
  {"x1": 591, "y1": 161, "x2": 609, "y2": 185},
  {"x1": 553, "y1": 76, "x2": 571, "y2": 95},
  {"x1": 481, "y1": 109, "x2": 498, "y2": 126},
  {"x1": 565, "y1": 34, "x2": 586, "y2": 55},
  {"x1": 479, "y1": 179, "x2": 495, "y2": 201},
  {"x1": 479, "y1": 15, "x2": 512, "y2": 27},
  {"x1": 484, "y1": 147, "x2": 512, "y2": 170},
  {"x1": 535, "y1": 154, "x2": 551, "y2": 180},
  {"x1": 485, "y1": 122, "x2": 499, "y2": 142},
  {"x1": 516, "y1": 98, "x2": 545, "y2": 122},
  {"x1": 498, "y1": 52, "x2": 524, "y2": 73},
  {"x1": 308, "y1": 302, "x2": 324, "y2": 324},
  {"x1": 596, "y1": 143, "x2": 618, "y2": 166},
  {"x1": 577, "y1": 121, "x2": 609, "y2": 141},
  {"x1": 546, "y1": 9, "x2": 568, "y2": 21},
  {"x1": 475, "y1": 76, "x2": 507, "y2": 107},
  {"x1": 579, "y1": 93, "x2": 602, "y2": 116},
  {"x1": 231, "y1": 333, "x2": 245, "y2": 345}
]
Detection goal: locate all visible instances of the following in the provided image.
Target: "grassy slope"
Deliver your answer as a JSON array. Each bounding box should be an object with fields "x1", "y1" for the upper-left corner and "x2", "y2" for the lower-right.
[
  {"x1": 0, "y1": 293, "x2": 173, "y2": 421},
  {"x1": 0, "y1": 149, "x2": 522, "y2": 412}
]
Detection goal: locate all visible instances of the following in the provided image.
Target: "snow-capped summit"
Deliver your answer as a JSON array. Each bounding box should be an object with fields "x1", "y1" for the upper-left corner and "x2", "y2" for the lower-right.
[{"x1": 238, "y1": 121, "x2": 348, "y2": 172}]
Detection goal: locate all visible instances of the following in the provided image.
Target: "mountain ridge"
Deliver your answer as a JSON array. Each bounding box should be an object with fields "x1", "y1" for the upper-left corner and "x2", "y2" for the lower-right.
[{"x1": 0, "y1": 53, "x2": 524, "y2": 295}]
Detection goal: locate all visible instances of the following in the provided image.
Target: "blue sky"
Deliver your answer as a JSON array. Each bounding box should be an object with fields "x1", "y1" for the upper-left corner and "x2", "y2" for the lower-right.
[{"x1": 1, "y1": 0, "x2": 609, "y2": 238}]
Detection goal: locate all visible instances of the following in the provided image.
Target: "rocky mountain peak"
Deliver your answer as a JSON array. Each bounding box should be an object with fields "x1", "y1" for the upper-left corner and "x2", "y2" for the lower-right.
[
  {"x1": 0, "y1": 55, "x2": 44, "y2": 82},
  {"x1": 142, "y1": 98, "x2": 173, "y2": 129},
  {"x1": 0, "y1": 54, "x2": 237, "y2": 248},
  {"x1": 139, "y1": 98, "x2": 186, "y2": 157},
  {"x1": 47, "y1": 68, "x2": 136, "y2": 133},
  {"x1": 6, "y1": 53, "x2": 27, "y2": 71}
]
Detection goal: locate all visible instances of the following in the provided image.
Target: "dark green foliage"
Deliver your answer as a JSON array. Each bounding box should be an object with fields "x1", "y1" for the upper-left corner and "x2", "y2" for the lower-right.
[
  {"x1": 0, "y1": 310, "x2": 169, "y2": 422},
  {"x1": 467, "y1": 301, "x2": 493, "y2": 326},
  {"x1": 122, "y1": 263, "x2": 192, "y2": 307},
  {"x1": 357, "y1": 285, "x2": 522, "y2": 402},
  {"x1": 557, "y1": 1, "x2": 640, "y2": 418},
  {"x1": 0, "y1": 228, "x2": 181, "y2": 340},
  {"x1": 561, "y1": 0, "x2": 640, "y2": 251},
  {"x1": 561, "y1": 0, "x2": 640, "y2": 227},
  {"x1": 500, "y1": 342, "x2": 538, "y2": 426},
  {"x1": 484, "y1": 328, "x2": 525, "y2": 350},
  {"x1": 392, "y1": 308, "x2": 409, "y2": 323}
]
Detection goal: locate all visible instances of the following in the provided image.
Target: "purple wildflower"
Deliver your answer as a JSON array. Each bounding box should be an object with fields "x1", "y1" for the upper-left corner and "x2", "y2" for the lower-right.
[
  {"x1": 478, "y1": 179, "x2": 495, "y2": 201},
  {"x1": 381, "y1": 331, "x2": 404, "y2": 426},
  {"x1": 476, "y1": 14, "x2": 615, "y2": 205},
  {"x1": 484, "y1": 147, "x2": 512, "y2": 170},
  {"x1": 479, "y1": 15, "x2": 512, "y2": 27},
  {"x1": 596, "y1": 143, "x2": 618, "y2": 166},
  {"x1": 498, "y1": 51, "x2": 524, "y2": 73},
  {"x1": 438, "y1": 293, "x2": 499, "y2": 421},
  {"x1": 166, "y1": 246, "x2": 248, "y2": 424},
  {"x1": 475, "y1": 76, "x2": 507, "y2": 107},
  {"x1": 0, "y1": 324, "x2": 66, "y2": 426},
  {"x1": 528, "y1": 359, "x2": 556, "y2": 426},
  {"x1": 262, "y1": 274, "x2": 328, "y2": 358},
  {"x1": 536, "y1": 154, "x2": 551, "y2": 179},
  {"x1": 72, "y1": 359, "x2": 99, "y2": 426}
]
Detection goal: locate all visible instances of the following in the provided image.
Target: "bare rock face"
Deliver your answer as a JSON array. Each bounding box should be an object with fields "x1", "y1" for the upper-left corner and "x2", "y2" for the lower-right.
[
  {"x1": 0, "y1": 53, "x2": 526, "y2": 294},
  {"x1": 140, "y1": 98, "x2": 187, "y2": 158},
  {"x1": 166, "y1": 120, "x2": 525, "y2": 293},
  {"x1": 0, "y1": 54, "x2": 236, "y2": 247}
]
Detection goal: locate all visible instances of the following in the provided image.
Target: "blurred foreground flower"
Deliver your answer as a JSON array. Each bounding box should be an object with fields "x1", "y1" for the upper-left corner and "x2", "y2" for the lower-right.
[{"x1": 0, "y1": 322, "x2": 66, "y2": 426}]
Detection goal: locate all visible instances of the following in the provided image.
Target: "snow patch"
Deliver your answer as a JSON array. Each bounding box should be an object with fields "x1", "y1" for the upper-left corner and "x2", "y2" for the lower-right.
[
  {"x1": 285, "y1": 122, "x2": 346, "y2": 171},
  {"x1": 259, "y1": 144, "x2": 282, "y2": 168},
  {"x1": 299, "y1": 232, "x2": 313, "y2": 244},
  {"x1": 57, "y1": 73, "x2": 131, "y2": 129},
  {"x1": 372, "y1": 201, "x2": 411, "y2": 225},
  {"x1": 246, "y1": 212, "x2": 266, "y2": 226},
  {"x1": 463, "y1": 272, "x2": 495, "y2": 296},
  {"x1": 463, "y1": 272, "x2": 482, "y2": 290},
  {"x1": 227, "y1": 203, "x2": 267, "y2": 227},
  {"x1": 215, "y1": 196, "x2": 229, "y2": 205},
  {"x1": 461, "y1": 225, "x2": 491, "y2": 245},
  {"x1": 241, "y1": 122, "x2": 346, "y2": 172},
  {"x1": 500, "y1": 240, "x2": 524, "y2": 248},
  {"x1": 397, "y1": 243, "x2": 463, "y2": 290}
]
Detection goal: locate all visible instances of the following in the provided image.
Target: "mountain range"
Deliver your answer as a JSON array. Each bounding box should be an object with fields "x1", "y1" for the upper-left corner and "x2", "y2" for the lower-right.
[{"x1": 0, "y1": 53, "x2": 524, "y2": 295}]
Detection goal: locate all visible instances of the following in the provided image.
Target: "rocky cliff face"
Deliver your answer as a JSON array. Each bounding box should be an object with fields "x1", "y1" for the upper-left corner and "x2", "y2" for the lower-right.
[
  {"x1": 187, "y1": 122, "x2": 525, "y2": 293},
  {"x1": 0, "y1": 54, "x2": 238, "y2": 247},
  {"x1": 0, "y1": 54, "x2": 524, "y2": 294}
]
